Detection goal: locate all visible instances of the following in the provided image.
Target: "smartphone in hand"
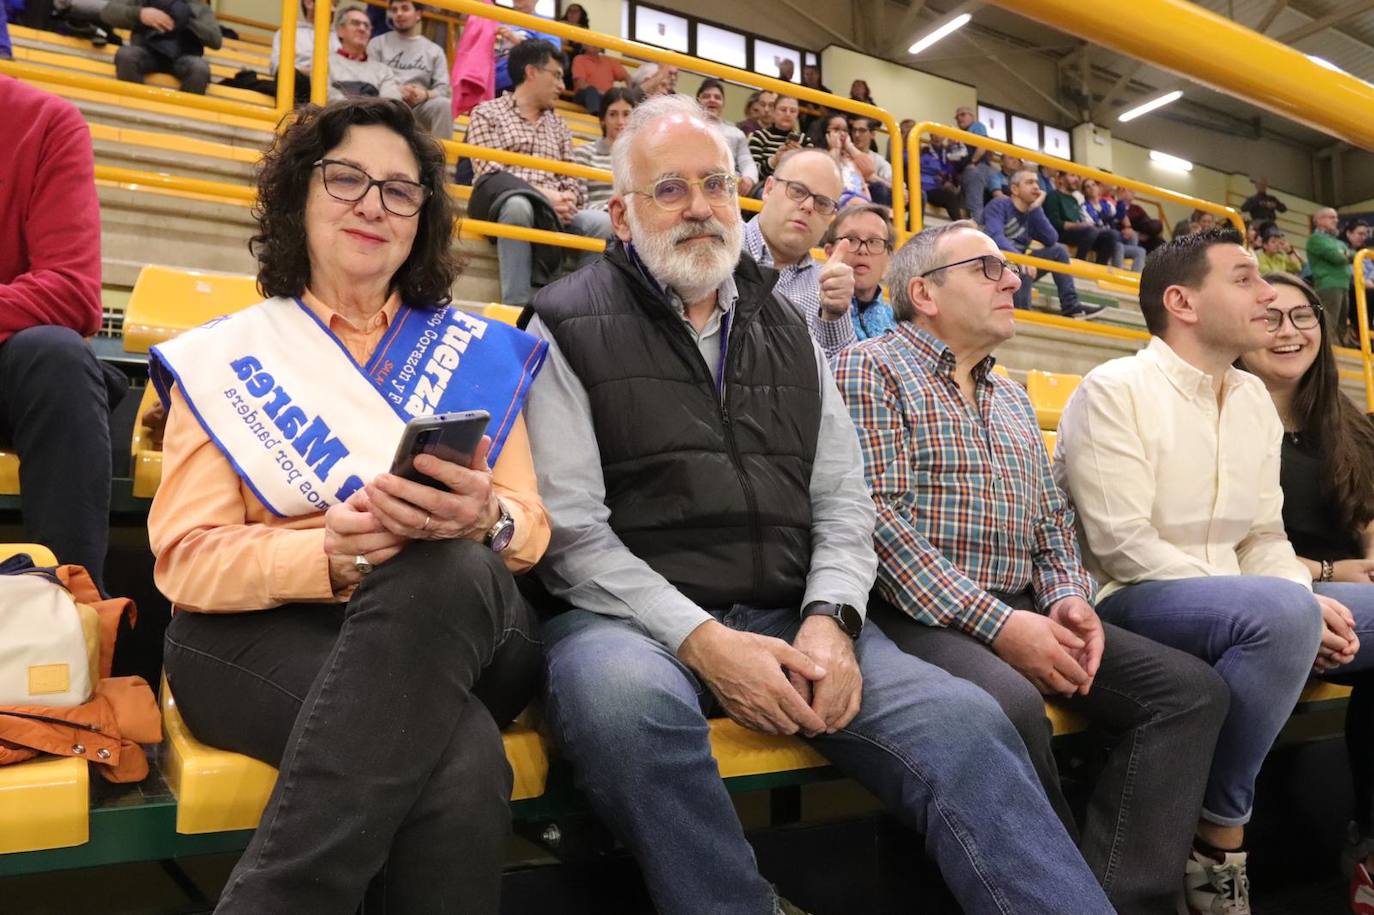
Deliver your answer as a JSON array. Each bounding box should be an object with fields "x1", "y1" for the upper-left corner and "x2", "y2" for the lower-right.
[{"x1": 389, "y1": 410, "x2": 490, "y2": 489}]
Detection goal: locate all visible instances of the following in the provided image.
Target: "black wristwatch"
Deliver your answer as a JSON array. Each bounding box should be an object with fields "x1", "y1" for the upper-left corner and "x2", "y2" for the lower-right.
[{"x1": 801, "y1": 601, "x2": 863, "y2": 640}]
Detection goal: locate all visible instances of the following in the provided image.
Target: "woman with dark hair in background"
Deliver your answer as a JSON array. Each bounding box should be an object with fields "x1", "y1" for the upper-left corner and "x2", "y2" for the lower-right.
[
  {"x1": 849, "y1": 78, "x2": 874, "y2": 105},
  {"x1": 149, "y1": 98, "x2": 550, "y2": 913},
  {"x1": 1238, "y1": 272, "x2": 1374, "y2": 913},
  {"x1": 572, "y1": 85, "x2": 635, "y2": 208},
  {"x1": 558, "y1": 2, "x2": 587, "y2": 89}
]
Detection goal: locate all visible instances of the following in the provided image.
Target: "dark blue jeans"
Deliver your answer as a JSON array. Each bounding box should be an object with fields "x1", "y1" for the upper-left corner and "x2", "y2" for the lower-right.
[
  {"x1": 1097, "y1": 576, "x2": 1324, "y2": 826},
  {"x1": 542, "y1": 606, "x2": 1113, "y2": 915},
  {"x1": 1313, "y1": 582, "x2": 1374, "y2": 831},
  {"x1": 165, "y1": 539, "x2": 542, "y2": 914},
  {"x1": 1012, "y1": 243, "x2": 1081, "y2": 313},
  {"x1": 0, "y1": 326, "x2": 113, "y2": 590}
]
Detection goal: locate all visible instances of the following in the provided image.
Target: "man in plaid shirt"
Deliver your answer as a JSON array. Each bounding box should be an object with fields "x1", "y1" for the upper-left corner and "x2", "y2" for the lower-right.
[
  {"x1": 464, "y1": 39, "x2": 612, "y2": 305},
  {"x1": 834, "y1": 219, "x2": 1228, "y2": 915}
]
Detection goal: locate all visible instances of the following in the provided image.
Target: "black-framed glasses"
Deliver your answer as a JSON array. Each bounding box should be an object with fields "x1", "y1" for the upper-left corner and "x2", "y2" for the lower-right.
[
  {"x1": 836, "y1": 235, "x2": 892, "y2": 255},
  {"x1": 1264, "y1": 304, "x2": 1323, "y2": 332},
  {"x1": 314, "y1": 159, "x2": 431, "y2": 217},
  {"x1": 629, "y1": 172, "x2": 738, "y2": 211},
  {"x1": 775, "y1": 178, "x2": 838, "y2": 216},
  {"x1": 919, "y1": 254, "x2": 1012, "y2": 282}
]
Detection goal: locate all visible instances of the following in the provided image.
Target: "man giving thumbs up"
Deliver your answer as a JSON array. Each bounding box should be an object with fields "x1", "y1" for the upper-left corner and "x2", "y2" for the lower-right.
[{"x1": 742, "y1": 147, "x2": 861, "y2": 359}]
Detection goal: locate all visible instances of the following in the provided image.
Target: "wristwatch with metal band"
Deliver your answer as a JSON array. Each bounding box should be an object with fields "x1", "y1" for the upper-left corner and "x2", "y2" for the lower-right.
[{"x1": 483, "y1": 500, "x2": 515, "y2": 553}]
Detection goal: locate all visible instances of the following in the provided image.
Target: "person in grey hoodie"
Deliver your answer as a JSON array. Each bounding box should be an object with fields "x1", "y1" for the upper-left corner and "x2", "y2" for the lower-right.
[
  {"x1": 367, "y1": 0, "x2": 452, "y2": 139},
  {"x1": 103, "y1": 0, "x2": 221, "y2": 94}
]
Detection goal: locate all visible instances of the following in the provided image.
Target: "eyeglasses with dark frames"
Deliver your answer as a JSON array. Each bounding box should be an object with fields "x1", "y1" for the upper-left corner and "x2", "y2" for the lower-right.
[
  {"x1": 1264, "y1": 304, "x2": 1323, "y2": 333},
  {"x1": 628, "y1": 173, "x2": 739, "y2": 211},
  {"x1": 918, "y1": 254, "x2": 1012, "y2": 283},
  {"x1": 775, "y1": 178, "x2": 839, "y2": 216},
  {"x1": 313, "y1": 159, "x2": 431, "y2": 217},
  {"x1": 836, "y1": 235, "x2": 893, "y2": 255}
]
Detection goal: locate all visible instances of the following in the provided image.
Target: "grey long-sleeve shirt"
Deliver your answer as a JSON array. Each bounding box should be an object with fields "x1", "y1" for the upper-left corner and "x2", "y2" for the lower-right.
[
  {"x1": 524, "y1": 274, "x2": 878, "y2": 653},
  {"x1": 367, "y1": 31, "x2": 451, "y2": 99}
]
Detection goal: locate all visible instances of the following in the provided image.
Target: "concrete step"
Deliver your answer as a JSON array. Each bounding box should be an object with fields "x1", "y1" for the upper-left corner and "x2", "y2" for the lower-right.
[
  {"x1": 93, "y1": 138, "x2": 257, "y2": 184},
  {"x1": 77, "y1": 97, "x2": 275, "y2": 150}
]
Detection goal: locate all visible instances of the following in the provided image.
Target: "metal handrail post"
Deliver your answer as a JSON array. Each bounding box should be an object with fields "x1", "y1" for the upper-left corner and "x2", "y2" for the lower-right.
[{"x1": 1355, "y1": 250, "x2": 1374, "y2": 412}]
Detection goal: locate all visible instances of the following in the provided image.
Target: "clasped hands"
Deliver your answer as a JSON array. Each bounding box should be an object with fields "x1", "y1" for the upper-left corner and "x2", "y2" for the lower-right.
[
  {"x1": 323, "y1": 436, "x2": 501, "y2": 591},
  {"x1": 678, "y1": 614, "x2": 861, "y2": 738},
  {"x1": 992, "y1": 598, "x2": 1105, "y2": 698}
]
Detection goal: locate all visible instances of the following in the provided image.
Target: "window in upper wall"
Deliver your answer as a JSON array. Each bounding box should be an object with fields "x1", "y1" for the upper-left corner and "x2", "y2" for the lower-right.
[
  {"x1": 698, "y1": 24, "x2": 747, "y2": 69},
  {"x1": 977, "y1": 105, "x2": 1007, "y2": 141},
  {"x1": 634, "y1": 5, "x2": 689, "y2": 53},
  {"x1": 495, "y1": 0, "x2": 558, "y2": 19},
  {"x1": 1011, "y1": 115, "x2": 1040, "y2": 152},
  {"x1": 755, "y1": 39, "x2": 800, "y2": 82},
  {"x1": 1042, "y1": 126, "x2": 1071, "y2": 159}
]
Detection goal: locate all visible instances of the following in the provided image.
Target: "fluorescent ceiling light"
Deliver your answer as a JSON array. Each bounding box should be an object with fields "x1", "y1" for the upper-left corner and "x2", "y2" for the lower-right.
[
  {"x1": 908, "y1": 13, "x2": 972, "y2": 55},
  {"x1": 1118, "y1": 89, "x2": 1184, "y2": 123},
  {"x1": 1149, "y1": 150, "x2": 1193, "y2": 172},
  {"x1": 1308, "y1": 54, "x2": 1344, "y2": 73}
]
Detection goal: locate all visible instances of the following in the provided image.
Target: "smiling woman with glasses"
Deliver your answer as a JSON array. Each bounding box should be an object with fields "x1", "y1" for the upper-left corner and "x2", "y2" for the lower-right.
[
  {"x1": 1237, "y1": 272, "x2": 1374, "y2": 900},
  {"x1": 148, "y1": 99, "x2": 550, "y2": 914}
]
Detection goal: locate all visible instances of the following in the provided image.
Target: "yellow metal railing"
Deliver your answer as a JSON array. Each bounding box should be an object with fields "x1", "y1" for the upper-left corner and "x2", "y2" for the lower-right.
[
  {"x1": 1355, "y1": 249, "x2": 1374, "y2": 412},
  {"x1": 309, "y1": 0, "x2": 906, "y2": 233}
]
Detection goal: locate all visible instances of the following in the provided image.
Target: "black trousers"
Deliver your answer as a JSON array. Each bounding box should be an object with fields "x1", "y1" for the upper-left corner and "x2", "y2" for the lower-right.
[
  {"x1": 0, "y1": 326, "x2": 114, "y2": 591},
  {"x1": 164, "y1": 539, "x2": 542, "y2": 914},
  {"x1": 872, "y1": 597, "x2": 1230, "y2": 915}
]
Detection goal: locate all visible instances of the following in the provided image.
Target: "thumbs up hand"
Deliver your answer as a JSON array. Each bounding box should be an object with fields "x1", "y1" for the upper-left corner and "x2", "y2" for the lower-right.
[{"x1": 818, "y1": 238, "x2": 855, "y2": 319}]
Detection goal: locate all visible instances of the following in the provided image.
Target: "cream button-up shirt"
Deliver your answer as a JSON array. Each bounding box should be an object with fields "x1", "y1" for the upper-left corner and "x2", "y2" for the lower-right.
[{"x1": 1052, "y1": 336, "x2": 1310, "y2": 602}]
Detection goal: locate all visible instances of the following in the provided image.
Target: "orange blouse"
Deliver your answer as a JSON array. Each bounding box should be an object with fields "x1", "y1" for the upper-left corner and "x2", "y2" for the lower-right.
[{"x1": 147, "y1": 291, "x2": 551, "y2": 612}]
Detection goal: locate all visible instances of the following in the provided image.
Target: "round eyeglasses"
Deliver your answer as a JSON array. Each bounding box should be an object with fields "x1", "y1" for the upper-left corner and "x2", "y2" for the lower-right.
[
  {"x1": 918, "y1": 254, "x2": 1012, "y2": 282},
  {"x1": 835, "y1": 235, "x2": 893, "y2": 256},
  {"x1": 629, "y1": 173, "x2": 739, "y2": 211},
  {"x1": 1264, "y1": 305, "x2": 1323, "y2": 333},
  {"x1": 314, "y1": 159, "x2": 431, "y2": 217}
]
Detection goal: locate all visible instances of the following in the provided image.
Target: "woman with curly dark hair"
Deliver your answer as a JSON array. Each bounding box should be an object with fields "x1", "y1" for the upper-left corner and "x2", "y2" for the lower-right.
[
  {"x1": 147, "y1": 98, "x2": 551, "y2": 913},
  {"x1": 1238, "y1": 272, "x2": 1374, "y2": 911}
]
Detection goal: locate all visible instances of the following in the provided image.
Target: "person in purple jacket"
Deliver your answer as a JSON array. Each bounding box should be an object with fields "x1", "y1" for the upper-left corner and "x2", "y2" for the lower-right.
[{"x1": 982, "y1": 169, "x2": 1103, "y2": 319}]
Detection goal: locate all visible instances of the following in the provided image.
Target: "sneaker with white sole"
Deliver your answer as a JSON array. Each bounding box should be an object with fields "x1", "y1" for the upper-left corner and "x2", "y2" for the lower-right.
[{"x1": 1184, "y1": 848, "x2": 1251, "y2": 915}]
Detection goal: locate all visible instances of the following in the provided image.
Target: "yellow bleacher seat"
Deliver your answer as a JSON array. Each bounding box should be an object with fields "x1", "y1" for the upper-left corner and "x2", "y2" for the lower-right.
[
  {"x1": 160, "y1": 685, "x2": 551, "y2": 834},
  {"x1": 131, "y1": 386, "x2": 163, "y2": 500},
  {"x1": 0, "y1": 756, "x2": 90, "y2": 854},
  {"x1": 0, "y1": 451, "x2": 18, "y2": 497},
  {"x1": 1041, "y1": 429, "x2": 1057, "y2": 456},
  {"x1": 1299, "y1": 681, "x2": 1353, "y2": 703},
  {"x1": 991, "y1": 364, "x2": 1009, "y2": 378},
  {"x1": 481, "y1": 303, "x2": 525, "y2": 327},
  {"x1": 123, "y1": 265, "x2": 260, "y2": 354},
  {"x1": 0, "y1": 543, "x2": 58, "y2": 566},
  {"x1": 1025, "y1": 370, "x2": 1082, "y2": 431},
  {"x1": 11, "y1": 45, "x2": 271, "y2": 106}
]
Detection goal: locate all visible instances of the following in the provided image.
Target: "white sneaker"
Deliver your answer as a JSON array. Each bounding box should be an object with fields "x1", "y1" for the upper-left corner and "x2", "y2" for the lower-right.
[{"x1": 1185, "y1": 848, "x2": 1251, "y2": 915}]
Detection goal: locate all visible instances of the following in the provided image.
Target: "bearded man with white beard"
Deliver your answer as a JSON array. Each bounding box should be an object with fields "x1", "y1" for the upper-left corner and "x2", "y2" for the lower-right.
[{"x1": 520, "y1": 94, "x2": 1114, "y2": 915}]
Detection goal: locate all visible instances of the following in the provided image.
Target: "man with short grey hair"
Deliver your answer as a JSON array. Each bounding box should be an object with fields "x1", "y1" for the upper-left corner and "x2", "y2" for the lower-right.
[
  {"x1": 523, "y1": 94, "x2": 1115, "y2": 915},
  {"x1": 836, "y1": 220, "x2": 1228, "y2": 915}
]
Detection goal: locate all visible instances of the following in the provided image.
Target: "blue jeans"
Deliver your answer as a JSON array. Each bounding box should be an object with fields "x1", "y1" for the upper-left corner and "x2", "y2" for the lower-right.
[
  {"x1": 1097, "y1": 576, "x2": 1323, "y2": 827},
  {"x1": 542, "y1": 607, "x2": 1112, "y2": 915},
  {"x1": 962, "y1": 160, "x2": 994, "y2": 224},
  {"x1": 1314, "y1": 582, "x2": 1374, "y2": 830},
  {"x1": 1011, "y1": 243, "x2": 1081, "y2": 314},
  {"x1": 495, "y1": 199, "x2": 612, "y2": 305}
]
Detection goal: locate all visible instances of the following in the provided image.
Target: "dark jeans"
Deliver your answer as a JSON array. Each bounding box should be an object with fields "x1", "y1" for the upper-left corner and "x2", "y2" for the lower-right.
[
  {"x1": 543, "y1": 606, "x2": 1113, "y2": 915},
  {"x1": 163, "y1": 539, "x2": 542, "y2": 914},
  {"x1": 114, "y1": 44, "x2": 210, "y2": 94},
  {"x1": 572, "y1": 85, "x2": 602, "y2": 115},
  {"x1": 923, "y1": 186, "x2": 962, "y2": 222},
  {"x1": 873, "y1": 598, "x2": 1228, "y2": 915},
  {"x1": 1312, "y1": 582, "x2": 1374, "y2": 832},
  {"x1": 1012, "y1": 243, "x2": 1081, "y2": 313},
  {"x1": 0, "y1": 326, "x2": 113, "y2": 590},
  {"x1": 1059, "y1": 225, "x2": 1119, "y2": 264}
]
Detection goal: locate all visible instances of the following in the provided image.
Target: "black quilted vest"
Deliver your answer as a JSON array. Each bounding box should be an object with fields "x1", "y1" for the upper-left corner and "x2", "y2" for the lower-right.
[{"x1": 532, "y1": 241, "x2": 820, "y2": 609}]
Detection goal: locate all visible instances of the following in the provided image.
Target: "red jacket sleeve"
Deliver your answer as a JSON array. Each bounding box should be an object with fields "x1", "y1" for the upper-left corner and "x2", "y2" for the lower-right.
[{"x1": 0, "y1": 107, "x2": 103, "y2": 339}]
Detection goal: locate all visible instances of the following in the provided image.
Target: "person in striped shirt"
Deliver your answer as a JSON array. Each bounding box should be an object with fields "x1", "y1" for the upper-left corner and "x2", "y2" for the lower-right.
[
  {"x1": 571, "y1": 87, "x2": 635, "y2": 211},
  {"x1": 834, "y1": 219, "x2": 1228, "y2": 915}
]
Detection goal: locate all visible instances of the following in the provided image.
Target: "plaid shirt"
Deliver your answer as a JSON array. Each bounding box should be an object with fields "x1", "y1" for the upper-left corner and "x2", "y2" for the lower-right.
[
  {"x1": 741, "y1": 218, "x2": 856, "y2": 360},
  {"x1": 834, "y1": 323, "x2": 1094, "y2": 643},
  {"x1": 465, "y1": 94, "x2": 586, "y2": 210}
]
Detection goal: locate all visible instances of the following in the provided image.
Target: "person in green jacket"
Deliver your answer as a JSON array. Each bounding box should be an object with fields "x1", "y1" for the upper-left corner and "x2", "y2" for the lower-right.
[
  {"x1": 1307, "y1": 207, "x2": 1354, "y2": 341},
  {"x1": 1043, "y1": 173, "x2": 1117, "y2": 264}
]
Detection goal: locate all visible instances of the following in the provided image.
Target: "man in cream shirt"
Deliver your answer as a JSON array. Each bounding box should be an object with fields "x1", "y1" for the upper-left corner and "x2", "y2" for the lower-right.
[{"x1": 1053, "y1": 227, "x2": 1331, "y2": 915}]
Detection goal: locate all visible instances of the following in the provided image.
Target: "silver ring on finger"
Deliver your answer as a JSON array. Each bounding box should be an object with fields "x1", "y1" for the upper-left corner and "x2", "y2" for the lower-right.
[
  {"x1": 354, "y1": 554, "x2": 374, "y2": 575},
  {"x1": 421, "y1": 513, "x2": 432, "y2": 532}
]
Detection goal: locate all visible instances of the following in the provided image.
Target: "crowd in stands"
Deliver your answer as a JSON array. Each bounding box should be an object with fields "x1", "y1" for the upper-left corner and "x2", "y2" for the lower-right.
[{"x1": 16, "y1": 6, "x2": 1374, "y2": 913}]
